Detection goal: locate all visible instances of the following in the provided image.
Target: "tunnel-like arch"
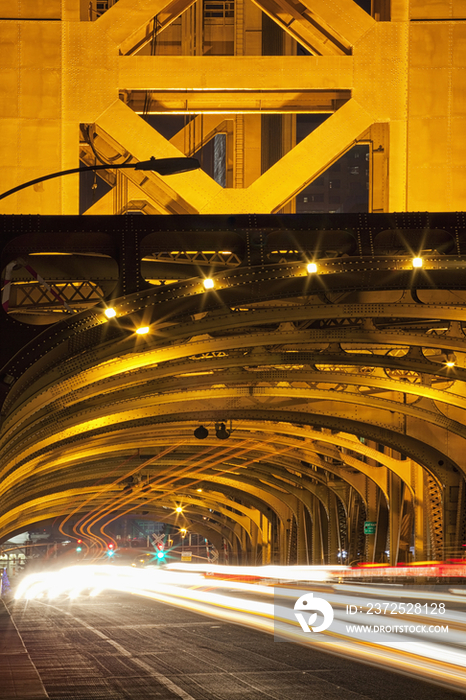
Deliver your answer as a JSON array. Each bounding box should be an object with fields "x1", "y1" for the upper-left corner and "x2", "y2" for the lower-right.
[{"x1": 2, "y1": 214, "x2": 466, "y2": 565}]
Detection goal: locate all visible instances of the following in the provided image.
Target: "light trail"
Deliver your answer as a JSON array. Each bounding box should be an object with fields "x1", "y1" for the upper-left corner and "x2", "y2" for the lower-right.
[
  {"x1": 97, "y1": 436, "x2": 285, "y2": 542},
  {"x1": 12, "y1": 564, "x2": 466, "y2": 693}
]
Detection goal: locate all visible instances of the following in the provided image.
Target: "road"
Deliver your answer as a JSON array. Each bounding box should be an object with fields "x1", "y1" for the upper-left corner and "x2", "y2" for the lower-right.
[{"x1": 4, "y1": 589, "x2": 466, "y2": 700}]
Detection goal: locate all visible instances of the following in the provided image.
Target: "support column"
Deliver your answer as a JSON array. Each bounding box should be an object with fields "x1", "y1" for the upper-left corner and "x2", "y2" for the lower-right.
[
  {"x1": 444, "y1": 470, "x2": 462, "y2": 558},
  {"x1": 327, "y1": 492, "x2": 340, "y2": 564},
  {"x1": 250, "y1": 521, "x2": 259, "y2": 565},
  {"x1": 375, "y1": 490, "x2": 389, "y2": 563},
  {"x1": 411, "y1": 461, "x2": 426, "y2": 561},
  {"x1": 425, "y1": 473, "x2": 443, "y2": 559},
  {"x1": 311, "y1": 496, "x2": 324, "y2": 564},
  {"x1": 279, "y1": 518, "x2": 288, "y2": 565},
  {"x1": 296, "y1": 500, "x2": 309, "y2": 565},
  {"x1": 365, "y1": 477, "x2": 378, "y2": 562},
  {"x1": 261, "y1": 514, "x2": 272, "y2": 564},
  {"x1": 240, "y1": 527, "x2": 249, "y2": 564},
  {"x1": 389, "y1": 471, "x2": 402, "y2": 565},
  {"x1": 232, "y1": 531, "x2": 240, "y2": 565},
  {"x1": 367, "y1": 123, "x2": 389, "y2": 213},
  {"x1": 455, "y1": 476, "x2": 466, "y2": 554}
]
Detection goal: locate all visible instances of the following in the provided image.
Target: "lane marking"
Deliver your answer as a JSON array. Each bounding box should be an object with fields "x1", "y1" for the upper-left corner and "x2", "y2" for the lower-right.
[{"x1": 35, "y1": 601, "x2": 198, "y2": 700}]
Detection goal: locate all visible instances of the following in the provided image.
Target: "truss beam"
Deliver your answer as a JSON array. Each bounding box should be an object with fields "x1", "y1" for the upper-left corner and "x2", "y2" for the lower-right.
[
  {"x1": 252, "y1": 0, "x2": 375, "y2": 55},
  {"x1": 124, "y1": 90, "x2": 350, "y2": 114},
  {"x1": 118, "y1": 56, "x2": 353, "y2": 91}
]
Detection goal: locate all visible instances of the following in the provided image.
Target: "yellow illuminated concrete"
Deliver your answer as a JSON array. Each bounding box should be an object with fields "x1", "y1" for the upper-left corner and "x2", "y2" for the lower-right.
[
  {"x1": 0, "y1": 0, "x2": 464, "y2": 213},
  {"x1": 118, "y1": 56, "x2": 353, "y2": 91},
  {"x1": 201, "y1": 99, "x2": 374, "y2": 212},
  {"x1": 253, "y1": 0, "x2": 375, "y2": 54},
  {"x1": 96, "y1": 100, "x2": 222, "y2": 213},
  {"x1": 409, "y1": 0, "x2": 466, "y2": 19}
]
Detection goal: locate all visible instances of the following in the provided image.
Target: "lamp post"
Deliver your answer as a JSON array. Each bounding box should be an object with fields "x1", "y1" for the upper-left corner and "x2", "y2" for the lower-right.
[{"x1": 0, "y1": 156, "x2": 200, "y2": 201}]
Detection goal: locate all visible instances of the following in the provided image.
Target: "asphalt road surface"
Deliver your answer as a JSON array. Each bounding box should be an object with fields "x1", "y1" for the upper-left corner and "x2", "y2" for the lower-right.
[{"x1": 4, "y1": 592, "x2": 466, "y2": 700}]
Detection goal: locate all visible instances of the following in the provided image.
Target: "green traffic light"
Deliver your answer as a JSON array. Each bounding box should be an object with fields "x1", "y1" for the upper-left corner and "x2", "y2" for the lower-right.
[{"x1": 76, "y1": 546, "x2": 82, "y2": 552}]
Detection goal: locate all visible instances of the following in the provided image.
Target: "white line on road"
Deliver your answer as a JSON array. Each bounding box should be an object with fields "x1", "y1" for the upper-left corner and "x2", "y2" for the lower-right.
[{"x1": 36, "y1": 601, "x2": 198, "y2": 700}]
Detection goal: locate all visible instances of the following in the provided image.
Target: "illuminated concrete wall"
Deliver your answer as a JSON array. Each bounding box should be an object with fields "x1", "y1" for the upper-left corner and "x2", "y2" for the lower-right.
[{"x1": 0, "y1": 0, "x2": 464, "y2": 214}]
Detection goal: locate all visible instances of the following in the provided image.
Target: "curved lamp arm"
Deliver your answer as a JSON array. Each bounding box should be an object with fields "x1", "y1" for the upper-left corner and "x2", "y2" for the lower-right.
[{"x1": 0, "y1": 157, "x2": 200, "y2": 201}]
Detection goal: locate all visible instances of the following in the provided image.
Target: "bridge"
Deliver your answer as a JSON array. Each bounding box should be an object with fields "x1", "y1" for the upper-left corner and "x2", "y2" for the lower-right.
[
  {"x1": 1, "y1": 212, "x2": 466, "y2": 567},
  {"x1": 3, "y1": 1, "x2": 466, "y2": 695}
]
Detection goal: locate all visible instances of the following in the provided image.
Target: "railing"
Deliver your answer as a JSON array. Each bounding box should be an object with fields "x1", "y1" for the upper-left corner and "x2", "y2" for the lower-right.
[{"x1": 204, "y1": 0, "x2": 234, "y2": 19}]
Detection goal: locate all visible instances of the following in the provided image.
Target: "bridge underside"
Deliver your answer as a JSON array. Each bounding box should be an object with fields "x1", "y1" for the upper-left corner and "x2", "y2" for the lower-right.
[{"x1": 1, "y1": 213, "x2": 466, "y2": 565}]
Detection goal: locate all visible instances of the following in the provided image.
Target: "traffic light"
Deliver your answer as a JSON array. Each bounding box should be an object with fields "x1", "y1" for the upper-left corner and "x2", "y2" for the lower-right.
[
  {"x1": 155, "y1": 542, "x2": 165, "y2": 560},
  {"x1": 76, "y1": 545, "x2": 82, "y2": 553},
  {"x1": 107, "y1": 543, "x2": 115, "y2": 557}
]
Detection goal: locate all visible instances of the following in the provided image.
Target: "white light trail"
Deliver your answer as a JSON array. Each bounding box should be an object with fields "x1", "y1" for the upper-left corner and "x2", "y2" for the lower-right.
[{"x1": 12, "y1": 564, "x2": 466, "y2": 693}]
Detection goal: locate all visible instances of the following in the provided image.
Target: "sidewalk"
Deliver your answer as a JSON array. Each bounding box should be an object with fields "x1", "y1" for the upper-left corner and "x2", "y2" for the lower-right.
[{"x1": 0, "y1": 598, "x2": 48, "y2": 699}]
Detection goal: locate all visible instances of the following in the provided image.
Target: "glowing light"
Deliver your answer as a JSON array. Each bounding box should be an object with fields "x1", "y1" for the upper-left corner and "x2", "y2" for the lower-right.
[
  {"x1": 175, "y1": 506, "x2": 183, "y2": 513},
  {"x1": 203, "y1": 278, "x2": 214, "y2": 290},
  {"x1": 306, "y1": 262, "x2": 318, "y2": 274},
  {"x1": 14, "y1": 557, "x2": 466, "y2": 688},
  {"x1": 104, "y1": 308, "x2": 117, "y2": 319},
  {"x1": 446, "y1": 361, "x2": 456, "y2": 368},
  {"x1": 180, "y1": 528, "x2": 187, "y2": 535},
  {"x1": 136, "y1": 326, "x2": 150, "y2": 335},
  {"x1": 196, "y1": 488, "x2": 203, "y2": 492},
  {"x1": 412, "y1": 257, "x2": 423, "y2": 268}
]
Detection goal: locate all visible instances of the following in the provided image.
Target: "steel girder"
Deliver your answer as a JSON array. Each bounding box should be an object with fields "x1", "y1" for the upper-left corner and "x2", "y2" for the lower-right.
[{"x1": 2, "y1": 213, "x2": 466, "y2": 562}]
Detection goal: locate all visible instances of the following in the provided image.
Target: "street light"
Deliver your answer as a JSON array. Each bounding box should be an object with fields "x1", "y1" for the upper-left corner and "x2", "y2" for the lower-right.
[{"x1": 0, "y1": 156, "x2": 200, "y2": 201}]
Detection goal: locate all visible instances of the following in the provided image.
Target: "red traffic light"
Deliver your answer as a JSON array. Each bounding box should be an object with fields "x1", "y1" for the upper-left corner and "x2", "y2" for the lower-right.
[
  {"x1": 77, "y1": 539, "x2": 82, "y2": 544},
  {"x1": 108, "y1": 543, "x2": 114, "y2": 549}
]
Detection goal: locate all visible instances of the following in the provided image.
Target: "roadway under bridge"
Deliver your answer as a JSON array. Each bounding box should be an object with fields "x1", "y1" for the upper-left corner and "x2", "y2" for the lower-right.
[
  {"x1": 5, "y1": 588, "x2": 465, "y2": 700},
  {"x1": 1, "y1": 212, "x2": 466, "y2": 565}
]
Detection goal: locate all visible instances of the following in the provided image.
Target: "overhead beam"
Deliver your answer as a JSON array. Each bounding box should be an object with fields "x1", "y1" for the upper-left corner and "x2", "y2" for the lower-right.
[
  {"x1": 118, "y1": 56, "x2": 354, "y2": 91},
  {"x1": 124, "y1": 90, "x2": 350, "y2": 114}
]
